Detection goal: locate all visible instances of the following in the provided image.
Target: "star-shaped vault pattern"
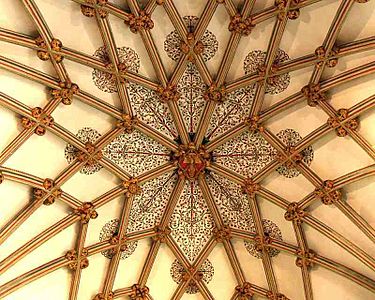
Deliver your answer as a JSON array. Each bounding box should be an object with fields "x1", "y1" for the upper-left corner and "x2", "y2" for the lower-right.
[{"x1": 0, "y1": 0, "x2": 374, "y2": 300}]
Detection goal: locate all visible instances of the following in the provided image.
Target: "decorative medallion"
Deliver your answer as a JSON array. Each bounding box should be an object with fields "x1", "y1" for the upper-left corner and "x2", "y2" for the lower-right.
[
  {"x1": 127, "y1": 172, "x2": 177, "y2": 233},
  {"x1": 170, "y1": 259, "x2": 214, "y2": 294},
  {"x1": 164, "y1": 16, "x2": 218, "y2": 62},
  {"x1": 244, "y1": 49, "x2": 291, "y2": 94},
  {"x1": 170, "y1": 181, "x2": 215, "y2": 262},
  {"x1": 99, "y1": 219, "x2": 138, "y2": 260},
  {"x1": 92, "y1": 46, "x2": 140, "y2": 93},
  {"x1": 206, "y1": 172, "x2": 255, "y2": 232},
  {"x1": 244, "y1": 219, "x2": 283, "y2": 258},
  {"x1": 276, "y1": 129, "x2": 314, "y2": 178},
  {"x1": 64, "y1": 127, "x2": 103, "y2": 175},
  {"x1": 103, "y1": 130, "x2": 170, "y2": 177},
  {"x1": 213, "y1": 131, "x2": 277, "y2": 177}
]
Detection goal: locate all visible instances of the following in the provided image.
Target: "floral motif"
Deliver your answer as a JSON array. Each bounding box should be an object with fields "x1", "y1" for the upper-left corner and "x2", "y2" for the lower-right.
[
  {"x1": 103, "y1": 130, "x2": 170, "y2": 177},
  {"x1": 99, "y1": 219, "x2": 138, "y2": 259},
  {"x1": 206, "y1": 173, "x2": 254, "y2": 232},
  {"x1": 177, "y1": 62, "x2": 207, "y2": 133},
  {"x1": 213, "y1": 131, "x2": 277, "y2": 177},
  {"x1": 244, "y1": 219, "x2": 283, "y2": 258},
  {"x1": 164, "y1": 16, "x2": 218, "y2": 62},
  {"x1": 327, "y1": 108, "x2": 359, "y2": 137},
  {"x1": 229, "y1": 14, "x2": 255, "y2": 35},
  {"x1": 276, "y1": 129, "x2": 314, "y2": 178},
  {"x1": 170, "y1": 259, "x2": 214, "y2": 294},
  {"x1": 244, "y1": 49, "x2": 291, "y2": 94},
  {"x1": 206, "y1": 87, "x2": 255, "y2": 140},
  {"x1": 64, "y1": 127, "x2": 103, "y2": 175},
  {"x1": 129, "y1": 83, "x2": 178, "y2": 139},
  {"x1": 92, "y1": 46, "x2": 140, "y2": 93},
  {"x1": 128, "y1": 172, "x2": 177, "y2": 233},
  {"x1": 170, "y1": 181, "x2": 215, "y2": 262}
]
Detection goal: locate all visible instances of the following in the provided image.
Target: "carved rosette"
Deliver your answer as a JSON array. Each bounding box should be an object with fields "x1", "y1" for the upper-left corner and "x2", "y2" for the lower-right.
[
  {"x1": 267, "y1": 291, "x2": 290, "y2": 300},
  {"x1": 74, "y1": 202, "x2": 98, "y2": 223},
  {"x1": 327, "y1": 108, "x2": 359, "y2": 137},
  {"x1": 93, "y1": 292, "x2": 114, "y2": 300},
  {"x1": 276, "y1": 146, "x2": 304, "y2": 171},
  {"x1": 235, "y1": 282, "x2": 254, "y2": 299},
  {"x1": 315, "y1": 46, "x2": 339, "y2": 68},
  {"x1": 244, "y1": 220, "x2": 283, "y2": 259},
  {"x1": 275, "y1": 0, "x2": 302, "y2": 20},
  {"x1": 123, "y1": 178, "x2": 142, "y2": 198},
  {"x1": 65, "y1": 248, "x2": 89, "y2": 270},
  {"x1": 125, "y1": 11, "x2": 154, "y2": 33},
  {"x1": 99, "y1": 219, "x2": 138, "y2": 260},
  {"x1": 284, "y1": 202, "x2": 306, "y2": 224},
  {"x1": 116, "y1": 114, "x2": 138, "y2": 133},
  {"x1": 20, "y1": 107, "x2": 54, "y2": 136},
  {"x1": 296, "y1": 249, "x2": 316, "y2": 269},
  {"x1": 130, "y1": 284, "x2": 149, "y2": 300},
  {"x1": 81, "y1": 0, "x2": 108, "y2": 18},
  {"x1": 314, "y1": 180, "x2": 342, "y2": 205},
  {"x1": 203, "y1": 83, "x2": 226, "y2": 103},
  {"x1": 228, "y1": 14, "x2": 255, "y2": 35},
  {"x1": 51, "y1": 81, "x2": 79, "y2": 105},
  {"x1": 164, "y1": 16, "x2": 218, "y2": 62},
  {"x1": 170, "y1": 259, "x2": 214, "y2": 294},
  {"x1": 301, "y1": 83, "x2": 328, "y2": 107},
  {"x1": 241, "y1": 178, "x2": 260, "y2": 196},
  {"x1": 35, "y1": 36, "x2": 63, "y2": 62},
  {"x1": 157, "y1": 84, "x2": 180, "y2": 103},
  {"x1": 33, "y1": 178, "x2": 62, "y2": 206},
  {"x1": 172, "y1": 143, "x2": 211, "y2": 180},
  {"x1": 213, "y1": 225, "x2": 231, "y2": 242},
  {"x1": 152, "y1": 225, "x2": 171, "y2": 243},
  {"x1": 245, "y1": 115, "x2": 264, "y2": 133}
]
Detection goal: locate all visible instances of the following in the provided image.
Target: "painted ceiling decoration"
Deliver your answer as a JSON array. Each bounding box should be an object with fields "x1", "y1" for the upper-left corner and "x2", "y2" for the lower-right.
[{"x1": 0, "y1": 0, "x2": 374, "y2": 300}]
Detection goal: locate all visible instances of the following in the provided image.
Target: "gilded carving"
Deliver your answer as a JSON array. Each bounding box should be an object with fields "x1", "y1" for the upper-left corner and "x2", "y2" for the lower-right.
[
  {"x1": 51, "y1": 81, "x2": 79, "y2": 105},
  {"x1": 116, "y1": 114, "x2": 138, "y2": 133},
  {"x1": 213, "y1": 225, "x2": 231, "y2": 242},
  {"x1": 33, "y1": 178, "x2": 62, "y2": 206},
  {"x1": 228, "y1": 14, "x2": 255, "y2": 35},
  {"x1": 65, "y1": 248, "x2": 89, "y2": 270},
  {"x1": 171, "y1": 143, "x2": 211, "y2": 180},
  {"x1": 301, "y1": 83, "x2": 328, "y2": 107},
  {"x1": 327, "y1": 108, "x2": 359, "y2": 137},
  {"x1": 314, "y1": 180, "x2": 342, "y2": 205},
  {"x1": 152, "y1": 225, "x2": 171, "y2": 243},
  {"x1": 20, "y1": 107, "x2": 54, "y2": 136},
  {"x1": 81, "y1": 0, "x2": 108, "y2": 18},
  {"x1": 157, "y1": 84, "x2": 180, "y2": 103},
  {"x1": 235, "y1": 282, "x2": 254, "y2": 299},
  {"x1": 295, "y1": 249, "x2": 316, "y2": 269},
  {"x1": 275, "y1": 0, "x2": 300, "y2": 20},
  {"x1": 315, "y1": 46, "x2": 339, "y2": 68},
  {"x1": 245, "y1": 115, "x2": 264, "y2": 133},
  {"x1": 74, "y1": 202, "x2": 98, "y2": 223},
  {"x1": 203, "y1": 83, "x2": 226, "y2": 103},
  {"x1": 123, "y1": 178, "x2": 142, "y2": 198},
  {"x1": 284, "y1": 202, "x2": 306, "y2": 224},
  {"x1": 241, "y1": 177, "x2": 260, "y2": 195},
  {"x1": 130, "y1": 284, "x2": 149, "y2": 300},
  {"x1": 35, "y1": 36, "x2": 63, "y2": 62},
  {"x1": 125, "y1": 11, "x2": 154, "y2": 33},
  {"x1": 76, "y1": 142, "x2": 103, "y2": 167}
]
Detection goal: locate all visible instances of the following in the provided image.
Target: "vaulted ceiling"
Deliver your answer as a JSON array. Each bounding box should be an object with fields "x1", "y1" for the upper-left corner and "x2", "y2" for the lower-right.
[{"x1": 0, "y1": 0, "x2": 374, "y2": 300}]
